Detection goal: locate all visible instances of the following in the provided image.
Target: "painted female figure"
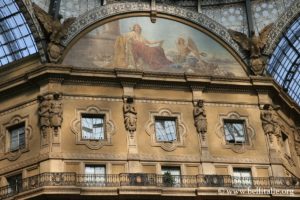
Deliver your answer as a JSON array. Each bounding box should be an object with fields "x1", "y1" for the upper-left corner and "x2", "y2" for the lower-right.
[{"x1": 112, "y1": 24, "x2": 173, "y2": 69}]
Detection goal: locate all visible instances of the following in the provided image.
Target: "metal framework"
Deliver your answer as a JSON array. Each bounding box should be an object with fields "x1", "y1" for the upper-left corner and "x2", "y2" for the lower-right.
[
  {"x1": 0, "y1": 0, "x2": 37, "y2": 67},
  {"x1": 267, "y1": 17, "x2": 300, "y2": 106}
]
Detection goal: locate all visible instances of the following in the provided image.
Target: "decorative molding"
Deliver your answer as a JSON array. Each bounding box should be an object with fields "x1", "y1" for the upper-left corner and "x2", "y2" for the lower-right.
[
  {"x1": 283, "y1": 154, "x2": 296, "y2": 167},
  {"x1": 264, "y1": 1, "x2": 300, "y2": 55},
  {"x1": 211, "y1": 156, "x2": 269, "y2": 164},
  {"x1": 70, "y1": 105, "x2": 116, "y2": 150},
  {"x1": 204, "y1": 102, "x2": 257, "y2": 108},
  {"x1": 0, "y1": 153, "x2": 49, "y2": 174},
  {"x1": 145, "y1": 108, "x2": 187, "y2": 152},
  {"x1": 136, "y1": 99, "x2": 190, "y2": 105},
  {"x1": 61, "y1": 2, "x2": 246, "y2": 60},
  {"x1": 64, "y1": 95, "x2": 260, "y2": 108},
  {"x1": 215, "y1": 112, "x2": 256, "y2": 153},
  {"x1": 49, "y1": 152, "x2": 127, "y2": 160},
  {"x1": 64, "y1": 95, "x2": 123, "y2": 102},
  {"x1": 0, "y1": 115, "x2": 32, "y2": 161},
  {"x1": 0, "y1": 100, "x2": 37, "y2": 117},
  {"x1": 139, "y1": 153, "x2": 200, "y2": 162}
]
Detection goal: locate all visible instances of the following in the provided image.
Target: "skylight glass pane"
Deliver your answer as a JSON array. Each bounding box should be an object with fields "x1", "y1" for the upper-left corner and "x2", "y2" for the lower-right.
[
  {"x1": 0, "y1": 0, "x2": 38, "y2": 67},
  {"x1": 267, "y1": 16, "x2": 300, "y2": 106}
]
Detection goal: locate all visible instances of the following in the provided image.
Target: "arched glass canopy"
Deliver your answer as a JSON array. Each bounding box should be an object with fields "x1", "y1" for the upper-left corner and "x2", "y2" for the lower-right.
[
  {"x1": 267, "y1": 16, "x2": 300, "y2": 106},
  {"x1": 0, "y1": 0, "x2": 37, "y2": 67}
]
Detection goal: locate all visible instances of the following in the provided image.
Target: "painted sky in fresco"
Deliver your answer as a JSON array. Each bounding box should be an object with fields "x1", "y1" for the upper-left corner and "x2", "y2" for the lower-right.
[{"x1": 63, "y1": 17, "x2": 247, "y2": 77}]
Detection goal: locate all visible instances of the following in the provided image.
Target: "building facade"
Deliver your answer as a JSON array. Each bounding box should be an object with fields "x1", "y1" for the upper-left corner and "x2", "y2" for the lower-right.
[{"x1": 0, "y1": 0, "x2": 300, "y2": 199}]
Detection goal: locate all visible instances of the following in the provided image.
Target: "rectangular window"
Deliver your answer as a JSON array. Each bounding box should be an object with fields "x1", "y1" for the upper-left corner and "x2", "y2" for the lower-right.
[
  {"x1": 81, "y1": 114, "x2": 105, "y2": 140},
  {"x1": 282, "y1": 132, "x2": 291, "y2": 157},
  {"x1": 155, "y1": 118, "x2": 177, "y2": 142},
  {"x1": 85, "y1": 165, "x2": 106, "y2": 185},
  {"x1": 9, "y1": 123, "x2": 25, "y2": 151},
  {"x1": 233, "y1": 168, "x2": 252, "y2": 187},
  {"x1": 7, "y1": 173, "x2": 22, "y2": 194},
  {"x1": 223, "y1": 120, "x2": 247, "y2": 144},
  {"x1": 161, "y1": 166, "x2": 181, "y2": 187}
]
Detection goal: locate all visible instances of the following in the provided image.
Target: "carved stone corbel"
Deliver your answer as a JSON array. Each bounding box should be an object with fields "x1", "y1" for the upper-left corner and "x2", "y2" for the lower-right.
[
  {"x1": 260, "y1": 104, "x2": 281, "y2": 147},
  {"x1": 294, "y1": 127, "x2": 300, "y2": 156},
  {"x1": 38, "y1": 93, "x2": 63, "y2": 145},
  {"x1": 193, "y1": 100, "x2": 207, "y2": 142},
  {"x1": 123, "y1": 97, "x2": 137, "y2": 136}
]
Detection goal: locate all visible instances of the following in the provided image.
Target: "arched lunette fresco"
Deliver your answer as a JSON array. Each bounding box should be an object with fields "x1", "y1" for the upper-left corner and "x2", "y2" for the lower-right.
[
  {"x1": 63, "y1": 16, "x2": 247, "y2": 77},
  {"x1": 61, "y1": 2, "x2": 246, "y2": 61}
]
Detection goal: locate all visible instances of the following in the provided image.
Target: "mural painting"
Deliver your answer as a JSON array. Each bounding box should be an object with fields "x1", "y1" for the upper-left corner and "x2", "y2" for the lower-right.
[{"x1": 63, "y1": 17, "x2": 246, "y2": 77}]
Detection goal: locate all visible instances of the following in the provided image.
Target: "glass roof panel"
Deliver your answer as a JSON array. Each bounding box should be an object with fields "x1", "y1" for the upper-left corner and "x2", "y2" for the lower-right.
[
  {"x1": 267, "y1": 16, "x2": 300, "y2": 106},
  {"x1": 0, "y1": 0, "x2": 38, "y2": 67}
]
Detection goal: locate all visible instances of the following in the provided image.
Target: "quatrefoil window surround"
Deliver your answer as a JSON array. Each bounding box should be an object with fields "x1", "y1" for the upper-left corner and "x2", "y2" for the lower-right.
[
  {"x1": 216, "y1": 112, "x2": 255, "y2": 153},
  {"x1": 145, "y1": 108, "x2": 187, "y2": 152},
  {"x1": 0, "y1": 115, "x2": 32, "y2": 161},
  {"x1": 70, "y1": 106, "x2": 115, "y2": 150}
]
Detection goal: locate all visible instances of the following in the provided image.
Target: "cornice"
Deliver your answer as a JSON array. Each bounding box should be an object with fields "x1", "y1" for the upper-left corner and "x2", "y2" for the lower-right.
[
  {"x1": 0, "y1": 64, "x2": 299, "y2": 116},
  {"x1": 0, "y1": 153, "x2": 49, "y2": 175},
  {"x1": 0, "y1": 99, "x2": 37, "y2": 116}
]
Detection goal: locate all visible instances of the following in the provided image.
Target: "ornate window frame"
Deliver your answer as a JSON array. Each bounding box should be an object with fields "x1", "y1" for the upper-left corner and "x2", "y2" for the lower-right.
[
  {"x1": 145, "y1": 108, "x2": 187, "y2": 152},
  {"x1": 0, "y1": 115, "x2": 32, "y2": 161},
  {"x1": 70, "y1": 106, "x2": 115, "y2": 150},
  {"x1": 216, "y1": 112, "x2": 255, "y2": 153}
]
